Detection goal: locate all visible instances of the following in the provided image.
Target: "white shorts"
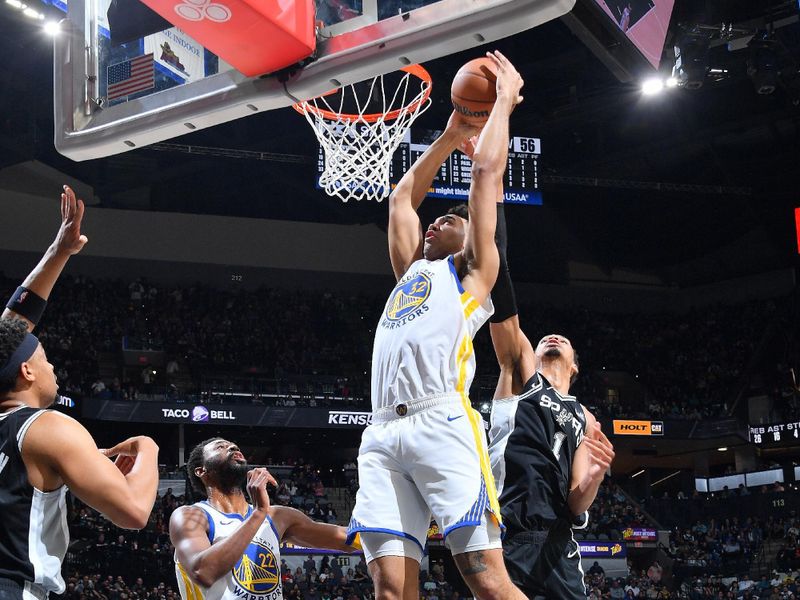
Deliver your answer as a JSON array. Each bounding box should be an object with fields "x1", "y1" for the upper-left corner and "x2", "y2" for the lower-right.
[{"x1": 346, "y1": 394, "x2": 502, "y2": 560}]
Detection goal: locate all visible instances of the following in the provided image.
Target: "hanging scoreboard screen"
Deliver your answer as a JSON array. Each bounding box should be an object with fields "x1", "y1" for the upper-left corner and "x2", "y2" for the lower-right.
[
  {"x1": 748, "y1": 420, "x2": 800, "y2": 446},
  {"x1": 316, "y1": 130, "x2": 542, "y2": 205}
]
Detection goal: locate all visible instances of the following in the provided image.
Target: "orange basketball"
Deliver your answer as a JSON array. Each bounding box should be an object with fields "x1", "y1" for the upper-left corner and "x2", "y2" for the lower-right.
[{"x1": 451, "y1": 57, "x2": 497, "y2": 125}]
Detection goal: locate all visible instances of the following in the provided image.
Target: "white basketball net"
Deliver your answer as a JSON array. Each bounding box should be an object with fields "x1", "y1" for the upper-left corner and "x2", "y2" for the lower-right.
[{"x1": 295, "y1": 69, "x2": 432, "y2": 202}]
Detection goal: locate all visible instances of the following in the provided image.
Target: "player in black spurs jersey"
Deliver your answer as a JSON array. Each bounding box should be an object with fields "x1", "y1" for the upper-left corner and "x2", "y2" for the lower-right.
[
  {"x1": 0, "y1": 186, "x2": 159, "y2": 600},
  {"x1": 485, "y1": 208, "x2": 615, "y2": 599}
]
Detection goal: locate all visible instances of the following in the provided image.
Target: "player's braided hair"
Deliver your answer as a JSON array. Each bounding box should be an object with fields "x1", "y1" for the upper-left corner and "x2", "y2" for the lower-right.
[{"x1": 0, "y1": 319, "x2": 29, "y2": 395}]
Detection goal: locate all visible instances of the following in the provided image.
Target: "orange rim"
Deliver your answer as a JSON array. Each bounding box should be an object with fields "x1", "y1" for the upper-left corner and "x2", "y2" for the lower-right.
[{"x1": 292, "y1": 64, "x2": 432, "y2": 123}]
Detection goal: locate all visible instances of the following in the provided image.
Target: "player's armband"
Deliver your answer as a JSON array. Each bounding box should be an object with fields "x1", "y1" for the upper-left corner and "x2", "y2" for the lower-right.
[
  {"x1": 6, "y1": 287, "x2": 47, "y2": 326},
  {"x1": 490, "y1": 204, "x2": 518, "y2": 323}
]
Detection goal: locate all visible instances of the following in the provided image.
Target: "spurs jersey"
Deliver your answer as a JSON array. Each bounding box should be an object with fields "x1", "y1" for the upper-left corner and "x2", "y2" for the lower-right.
[
  {"x1": 0, "y1": 406, "x2": 69, "y2": 596},
  {"x1": 489, "y1": 373, "x2": 587, "y2": 533},
  {"x1": 176, "y1": 502, "x2": 283, "y2": 600},
  {"x1": 371, "y1": 256, "x2": 493, "y2": 410}
]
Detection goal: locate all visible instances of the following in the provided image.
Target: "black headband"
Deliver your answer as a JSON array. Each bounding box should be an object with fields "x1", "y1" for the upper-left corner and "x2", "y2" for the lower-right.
[{"x1": 0, "y1": 333, "x2": 39, "y2": 380}]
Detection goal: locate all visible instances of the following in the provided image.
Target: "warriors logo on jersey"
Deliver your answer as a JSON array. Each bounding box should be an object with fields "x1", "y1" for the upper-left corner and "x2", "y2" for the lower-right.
[
  {"x1": 232, "y1": 539, "x2": 280, "y2": 597},
  {"x1": 382, "y1": 272, "x2": 432, "y2": 327},
  {"x1": 175, "y1": 503, "x2": 283, "y2": 600}
]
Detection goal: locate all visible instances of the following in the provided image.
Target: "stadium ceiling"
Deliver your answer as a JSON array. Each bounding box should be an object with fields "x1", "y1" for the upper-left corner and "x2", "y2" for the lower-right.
[{"x1": 0, "y1": 0, "x2": 798, "y2": 286}]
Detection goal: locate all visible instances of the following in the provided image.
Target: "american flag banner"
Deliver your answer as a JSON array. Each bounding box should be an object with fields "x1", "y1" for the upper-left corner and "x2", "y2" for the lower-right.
[{"x1": 107, "y1": 54, "x2": 155, "y2": 100}]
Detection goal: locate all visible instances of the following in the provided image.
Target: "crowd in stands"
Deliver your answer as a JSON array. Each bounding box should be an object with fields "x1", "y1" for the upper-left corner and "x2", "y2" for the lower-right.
[
  {"x1": 1, "y1": 273, "x2": 794, "y2": 421},
  {"x1": 583, "y1": 561, "x2": 674, "y2": 599},
  {"x1": 581, "y1": 482, "x2": 650, "y2": 541}
]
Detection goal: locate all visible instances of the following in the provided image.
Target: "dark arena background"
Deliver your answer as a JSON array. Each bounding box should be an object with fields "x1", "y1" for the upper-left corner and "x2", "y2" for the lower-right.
[{"x1": 1, "y1": 0, "x2": 800, "y2": 598}]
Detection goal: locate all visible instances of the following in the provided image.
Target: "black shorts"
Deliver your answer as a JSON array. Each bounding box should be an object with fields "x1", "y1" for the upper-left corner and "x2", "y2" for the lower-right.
[{"x1": 502, "y1": 520, "x2": 587, "y2": 600}]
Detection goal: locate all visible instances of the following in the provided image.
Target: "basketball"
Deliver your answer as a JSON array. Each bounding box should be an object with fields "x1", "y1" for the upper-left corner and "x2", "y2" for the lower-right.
[{"x1": 451, "y1": 57, "x2": 497, "y2": 125}]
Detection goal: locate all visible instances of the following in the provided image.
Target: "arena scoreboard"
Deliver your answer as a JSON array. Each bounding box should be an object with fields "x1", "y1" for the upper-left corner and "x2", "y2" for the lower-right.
[
  {"x1": 316, "y1": 130, "x2": 542, "y2": 205},
  {"x1": 748, "y1": 420, "x2": 800, "y2": 446}
]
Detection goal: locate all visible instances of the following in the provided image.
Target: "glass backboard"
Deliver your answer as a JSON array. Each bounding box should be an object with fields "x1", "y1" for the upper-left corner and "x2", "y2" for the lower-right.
[{"x1": 54, "y1": 0, "x2": 575, "y2": 161}]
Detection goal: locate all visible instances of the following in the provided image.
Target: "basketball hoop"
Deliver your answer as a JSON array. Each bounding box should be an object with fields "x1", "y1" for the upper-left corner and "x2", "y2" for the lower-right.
[{"x1": 293, "y1": 64, "x2": 432, "y2": 202}]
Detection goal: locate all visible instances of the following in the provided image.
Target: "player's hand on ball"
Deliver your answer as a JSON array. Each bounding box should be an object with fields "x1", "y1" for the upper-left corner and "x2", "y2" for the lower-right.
[
  {"x1": 486, "y1": 50, "x2": 524, "y2": 108},
  {"x1": 583, "y1": 423, "x2": 615, "y2": 482},
  {"x1": 446, "y1": 111, "x2": 482, "y2": 140},
  {"x1": 247, "y1": 467, "x2": 277, "y2": 513}
]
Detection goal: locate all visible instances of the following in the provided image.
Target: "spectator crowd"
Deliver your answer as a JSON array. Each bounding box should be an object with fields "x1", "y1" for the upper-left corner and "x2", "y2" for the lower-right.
[{"x1": 0, "y1": 273, "x2": 794, "y2": 422}]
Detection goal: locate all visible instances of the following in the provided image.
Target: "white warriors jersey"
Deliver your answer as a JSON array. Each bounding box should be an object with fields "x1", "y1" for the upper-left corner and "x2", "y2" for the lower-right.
[
  {"x1": 176, "y1": 502, "x2": 283, "y2": 600},
  {"x1": 371, "y1": 256, "x2": 494, "y2": 410}
]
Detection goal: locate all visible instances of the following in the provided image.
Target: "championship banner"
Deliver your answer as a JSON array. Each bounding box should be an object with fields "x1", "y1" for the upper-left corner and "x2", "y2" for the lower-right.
[
  {"x1": 612, "y1": 419, "x2": 664, "y2": 436},
  {"x1": 579, "y1": 541, "x2": 627, "y2": 558},
  {"x1": 144, "y1": 27, "x2": 205, "y2": 82},
  {"x1": 82, "y1": 398, "x2": 373, "y2": 429},
  {"x1": 622, "y1": 527, "x2": 657, "y2": 542}
]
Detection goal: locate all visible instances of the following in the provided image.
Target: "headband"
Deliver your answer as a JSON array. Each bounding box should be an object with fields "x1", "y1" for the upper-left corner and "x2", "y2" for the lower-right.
[{"x1": 0, "y1": 332, "x2": 39, "y2": 380}]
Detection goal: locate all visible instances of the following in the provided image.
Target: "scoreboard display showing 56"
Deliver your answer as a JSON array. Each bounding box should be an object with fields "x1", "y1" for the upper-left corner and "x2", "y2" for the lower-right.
[{"x1": 749, "y1": 421, "x2": 800, "y2": 446}]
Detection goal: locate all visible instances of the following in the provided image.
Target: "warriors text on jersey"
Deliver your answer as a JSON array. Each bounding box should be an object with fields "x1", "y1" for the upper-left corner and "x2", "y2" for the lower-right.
[
  {"x1": 489, "y1": 373, "x2": 587, "y2": 533},
  {"x1": 176, "y1": 502, "x2": 282, "y2": 600},
  {"x1": 371, "y1": 256, "x2": 493, "y2": 411},
  {"x1": 0, "y1": 406, "x2": 69, "y2": 596}
]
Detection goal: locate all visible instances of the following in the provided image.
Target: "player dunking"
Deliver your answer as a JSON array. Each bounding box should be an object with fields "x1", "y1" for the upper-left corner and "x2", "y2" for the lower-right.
[
  {"x1": 346, "y1": 51, "x2": 527, "y2": 600},
  {"x1": 486, "y1": 208, "x2": 616, "y2": 598},
  {"x1": 170, "y1": 438, "x2": 359, "y2": 600},
  {"x1": 0, "y1": 186, "x2": 160, "y2": 600}
]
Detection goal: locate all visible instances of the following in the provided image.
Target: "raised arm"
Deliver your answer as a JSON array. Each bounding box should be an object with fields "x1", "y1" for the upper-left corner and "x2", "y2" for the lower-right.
[
  {"x1": 488, "y1": 197, "x2": 536, "y2": 398},
  {"x1": 22, "y1": 411, "x2": 158, "y2": 529},
  {"x1": 2, "y1": 186, "x2": 88, "y2": 331},
  {"x1": 388, "y1": 120, "x2": 478, "y2": 279},
  {"x1": 460, "y1": 51, "x2": 523, "y2": 303},
  {"x1": 272, "y1": 506, "x2": 356, "y2": 553},
  {"x1": 170, "y1": 468, "x2": 275, "y2": 587},
  {"x1": 490, "y1": 318, "x2": 536, "y2": 399}
]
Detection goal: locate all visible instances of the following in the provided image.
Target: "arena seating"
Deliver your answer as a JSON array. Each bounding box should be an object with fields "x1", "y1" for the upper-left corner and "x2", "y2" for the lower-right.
[{"x1": 2, "y1": 274, "x2": 793, "y2": 421}]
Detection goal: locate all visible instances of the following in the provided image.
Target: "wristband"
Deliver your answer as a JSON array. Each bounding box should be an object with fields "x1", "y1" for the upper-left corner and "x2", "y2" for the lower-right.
[{"x1": 6, "y1": 287, "x2": 47, "y2": 326}]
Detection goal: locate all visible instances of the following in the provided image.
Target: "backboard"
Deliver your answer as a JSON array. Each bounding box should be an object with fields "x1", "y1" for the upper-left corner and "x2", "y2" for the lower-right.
[{"x1": 54, "y1": 0, "x2": 575, "y2": 161}]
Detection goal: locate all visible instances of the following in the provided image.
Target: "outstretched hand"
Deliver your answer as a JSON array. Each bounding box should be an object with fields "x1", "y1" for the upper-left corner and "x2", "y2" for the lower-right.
[
  {"x1": 486, "y1": 50, "x2": 524, "y2": 109},
  {"x1": 583, "y1": 423, "x2": 615, "y2": 482},
  {"x1": 54, "y1": 185, "x2": 88, "y2": 256},
  {"x1": 100, "y1": 436, "x2": 158, "y2": 476},
  {"x1": 446, "y1": 111, "x2": 482, "y2": 151}
]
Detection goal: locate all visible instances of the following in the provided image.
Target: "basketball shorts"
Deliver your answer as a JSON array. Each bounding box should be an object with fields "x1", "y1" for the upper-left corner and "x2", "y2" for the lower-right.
[
  {"x1": 502, "y1": 519, "x2": 587, "y2": 600},
  {"x1": 346, "y1": 394, "x2": 502, "y2": 560}
]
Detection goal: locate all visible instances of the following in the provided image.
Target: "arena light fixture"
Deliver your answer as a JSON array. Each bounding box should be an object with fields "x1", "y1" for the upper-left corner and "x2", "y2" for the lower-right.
[
  {"x1": 641, "y1": 77, "x2": 665, "y2": 96},
  {"x1": 5, "y1": 0, "x2": 26, "y2": 8},
  {"x1": 717, "y1": 447, "x2": 728, "y2": 452},
  {"x1": 44, "y1": 20, "x2": 59, "y2": 34},
  {"x1": 631, "y1": 469, "x2": 645, "y2": 478},
  {"x1": 672, "y1": 34, "x2": 710, "y2": 89},
  {"x1": 747, "y1": 38, "x2": 778, "y2": 95},
  {"x1": 650, "y1": 471, "x2": 681, "y2": 487}
]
